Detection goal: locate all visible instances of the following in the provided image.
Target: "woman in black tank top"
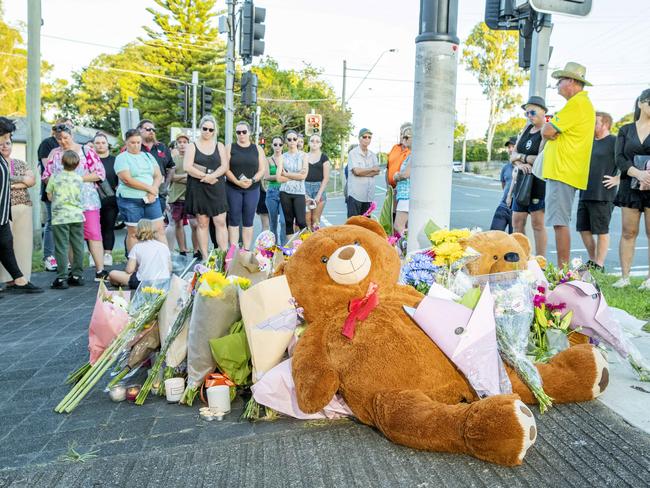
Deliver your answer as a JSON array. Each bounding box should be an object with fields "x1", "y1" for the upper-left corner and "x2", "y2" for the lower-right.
[
  {"x1": 510, "y1": 98, "x2": 548, "y2": 257},
  {"x1": 225, "y1": 121, "x2": 266, "y2": 250},
  {"x1": 183, "y1": 115, "x2": 229, "y2": 259},
  {"x1": 304, "y1": 134, "x2": 330, "y2": 230}
]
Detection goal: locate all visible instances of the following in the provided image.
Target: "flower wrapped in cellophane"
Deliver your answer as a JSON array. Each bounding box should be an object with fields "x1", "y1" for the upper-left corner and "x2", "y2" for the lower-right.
[
  {"x1": 181, "y1": 271, "x2": 250, "y2": 405},
  {"x1": 473, "y1": 270, "x2": 553, "y2": 413}
]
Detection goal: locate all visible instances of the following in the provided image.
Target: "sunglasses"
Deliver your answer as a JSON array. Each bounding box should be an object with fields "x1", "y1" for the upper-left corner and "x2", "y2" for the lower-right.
[
  {"x1": 272, "y1": 142, "x2": 283, "y2": 147},
  {"x1": 286, "y1": 137, "x2": 298, "y2": 142},
  {"x1": 201, "y1": 127, "x2": 215, "y2": 132},
  {"x1": 525, "y1": 110, "x2": 537, "y2": 116},
  {"x1": 53, "y1": 124, "x2": 71, "y2": 133},
  {"x1": 403, "y1": 135, "x2": 411, "y2": 140},
  {"x1": 143, "y1": 127, "x2": 156, "y2": 132},
  {"x1": 361, "y1": 135, "x2": 372, "y2": 139},
  {"x1": 236, "y1": 130, "x2": 248, "y2": 135}
]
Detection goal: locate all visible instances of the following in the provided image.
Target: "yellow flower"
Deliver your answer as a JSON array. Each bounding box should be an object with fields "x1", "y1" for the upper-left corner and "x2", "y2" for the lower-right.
[
  {"x1": 199, "y1": 287, "x2": 223, "y2": 298},
  {"x1": 200, "y1": 270, "x2": 229, "y2": 289},
  {"x1": 142, "y1": 286, "x2": 164, "y2": 295},
  {"x1": 235, "y1": 277, "x2": 252, "y2": 290},
  {"x1": 299, "y1": 231, "x2": 312, "y2": 241},
  {"x1": 433, "y1": 241, "x2": 465, "y2": 266}
]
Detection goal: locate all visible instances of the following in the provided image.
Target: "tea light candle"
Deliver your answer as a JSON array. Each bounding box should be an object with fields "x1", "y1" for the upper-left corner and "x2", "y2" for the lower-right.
[
  {"x1": 109, "y1": 385, "x2": 126, "y2": 402},
  {"x1": 126, "y1": 384, "x2": 141, "y2": 402}
]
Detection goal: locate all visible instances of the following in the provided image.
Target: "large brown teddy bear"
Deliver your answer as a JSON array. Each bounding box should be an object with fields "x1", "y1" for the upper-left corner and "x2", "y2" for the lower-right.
[{"x1": 283, "y1": 218, "x2": 609, "y2": 466}]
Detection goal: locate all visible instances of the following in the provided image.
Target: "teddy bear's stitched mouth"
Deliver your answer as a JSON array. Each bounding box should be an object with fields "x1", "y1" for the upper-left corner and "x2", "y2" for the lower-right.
[{"x1": 332, "y1": 257, "x2": 367, "y2": 276}]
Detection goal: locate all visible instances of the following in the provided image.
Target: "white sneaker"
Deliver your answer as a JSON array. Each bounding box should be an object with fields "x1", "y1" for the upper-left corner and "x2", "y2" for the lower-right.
[
  {"x1": 638, "y1": 278, "x2": 650, "y2": 291},
  {"x1": 44, "y1": 256, "x2": 57, "y2": 272},
  {"x1": 612, "y1": 277, "x2": 631, "y2": 288},
  {"x1": 104, "y1": 253, "x2": 113, "y2": 267}
]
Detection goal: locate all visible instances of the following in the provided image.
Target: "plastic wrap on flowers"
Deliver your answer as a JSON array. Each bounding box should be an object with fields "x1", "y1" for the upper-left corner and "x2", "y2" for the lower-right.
[
  {"x1": 158, "y1": 275, "x2": 191, "y2": 368},
  {"x1": 472, "y1": 271, "x2": 553, "y2": 412},
  {"x1": 182, "y1": 276, "x2": 243, "y2": 404},
  {"x1": 252, "y1": 358, "x2": 353, "y2": 420},
  {"x1": 88, "y1": 282, "x2": 130, "y2": 364},
  {"x1": 128, "y1": 279, "x2": 170, "y2": 315},
  {"x1": 227, "y1": 249, "x2": 271, "y2": 286},
  {"x1": 408, "y1": 282, "x2": 512, "y2": 398},
  {"x1": 240, "y1": 275, "x2": 298, "y2": 383}
]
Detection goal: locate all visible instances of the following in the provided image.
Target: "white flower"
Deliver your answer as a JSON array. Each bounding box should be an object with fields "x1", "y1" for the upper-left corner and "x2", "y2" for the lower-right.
[{"x1": 571, "y1": 257, "x2": 583, "y2": 269}]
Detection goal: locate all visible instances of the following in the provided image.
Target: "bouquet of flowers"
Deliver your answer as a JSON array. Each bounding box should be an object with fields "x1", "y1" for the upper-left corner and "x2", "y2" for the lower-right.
[
  {"x1": 529, "y1": 285, "x2": 574, "y2": 362},
  {"x1": 181, "y1": 271, "x2": 250, "y2": 405},
  {"x1": 475, "y1": 271, "x2": 553, "y2": 413}
]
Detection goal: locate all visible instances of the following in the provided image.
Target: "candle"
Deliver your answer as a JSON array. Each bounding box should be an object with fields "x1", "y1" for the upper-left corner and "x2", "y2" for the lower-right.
[
  {"x1": 109, "y1": 385, "x2": 126, "y2": 402},
  {"x1": 126, "y1": 384, "x2": 141, "y2": 402}
]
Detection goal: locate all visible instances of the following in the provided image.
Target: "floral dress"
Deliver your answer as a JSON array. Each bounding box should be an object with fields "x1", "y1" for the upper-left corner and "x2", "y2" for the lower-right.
[{"x1": 43, "y1": 146, "x2": 105, "y2": 211}]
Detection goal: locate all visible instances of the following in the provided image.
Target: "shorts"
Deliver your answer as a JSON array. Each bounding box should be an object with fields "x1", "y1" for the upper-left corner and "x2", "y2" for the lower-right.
[
  {"x1": 576, "y1": 200, "x2": 614, "y2": 235},
  {"x1": 257, "y1": 188, "x2": 268, "y2": 215},
  {"x1": 305, "y1": 181, "x2": 327, "y2": 204},
  {"x1": 512, "y1": 198, "x2": 545, "y2": 214},
  {"x1": 169, "y1": 201, "x2": 190, "y2": 223},
  {"x1": 128, "y1": 273, "x2": 140, "y2": 290},
  {"x1": 117, "y1": 196, "x2": 164, "y2": 226},
  {"x1": 544, "y1": 179, "x2": 577, "y2": 227},
  {"x1": 396, "y1": 199, "x2": 409, "y2": 212},
  {"x1": 83, "y1": 209, "x2": 102, "y2": 241}
]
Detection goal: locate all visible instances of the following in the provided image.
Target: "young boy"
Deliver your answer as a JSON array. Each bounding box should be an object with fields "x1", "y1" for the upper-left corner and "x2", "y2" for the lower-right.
[{"x1": 46, "y1": 150, "x2": 85, "y2": 289}]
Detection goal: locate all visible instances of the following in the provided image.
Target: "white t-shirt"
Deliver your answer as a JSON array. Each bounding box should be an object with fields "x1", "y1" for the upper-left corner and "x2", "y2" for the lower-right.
[{"x1": 129, "y1": 240, "x2": 171, "y2": 281}]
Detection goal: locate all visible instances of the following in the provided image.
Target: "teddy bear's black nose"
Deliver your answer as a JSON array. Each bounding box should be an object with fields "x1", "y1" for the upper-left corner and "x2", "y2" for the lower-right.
[
  {"x1": 338, "y1": 246, "x2": 356, "y2": 260},
  {"x1": 504, "y1": 252, "x2": 520, "y2": 263}
]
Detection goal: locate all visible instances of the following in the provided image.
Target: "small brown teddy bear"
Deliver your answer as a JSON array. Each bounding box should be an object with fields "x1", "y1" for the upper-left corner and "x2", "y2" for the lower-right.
[{"x1": 284, "y1": 218, "x2": 609, "y2": 466}]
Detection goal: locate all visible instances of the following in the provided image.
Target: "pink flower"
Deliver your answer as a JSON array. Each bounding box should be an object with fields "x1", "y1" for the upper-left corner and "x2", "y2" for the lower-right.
[
  {"x1": 537, "y1": 285, "x2": 546, "y2": 294},
  {"x1": 533, "y1": 294, "x2": 546, "y2": 308},
  {"x1": 547, "y1": 302, "x2": 566, "y2": 312}
]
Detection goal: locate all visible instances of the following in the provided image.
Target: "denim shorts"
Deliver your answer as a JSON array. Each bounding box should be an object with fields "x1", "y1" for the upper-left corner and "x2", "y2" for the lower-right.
[
  {"x1": 305, "y1": 181, "x2": 327, "y2": 203},
  {"x1": 117, "y1": 196, "x2": 163, "y2": 226}
]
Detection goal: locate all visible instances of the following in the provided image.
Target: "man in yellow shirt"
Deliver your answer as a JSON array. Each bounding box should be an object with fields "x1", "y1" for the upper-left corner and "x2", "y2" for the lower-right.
[{"x1": 542, "y1": 62, "x2": 596, "y2": 266}]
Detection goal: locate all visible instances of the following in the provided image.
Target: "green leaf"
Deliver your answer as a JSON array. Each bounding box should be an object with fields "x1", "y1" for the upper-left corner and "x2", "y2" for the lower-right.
[
  {"x1": 423, "y1": 220, "x2": 441, "y2": 240},
  {"x1": 457, "y1": 288, "x2": 481, "y2": 310},
  {"x1": 378, "y1": 187, "x2": 394, "y2": 236}
]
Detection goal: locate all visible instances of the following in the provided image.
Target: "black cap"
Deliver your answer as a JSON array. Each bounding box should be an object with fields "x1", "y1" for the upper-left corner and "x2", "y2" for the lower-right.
[
  {"x1": 504, "y1": 137, "x2": 517, "y2": 147},
  {"x1": 521, "y1": 96, "x2": 548, "y2": 113}
]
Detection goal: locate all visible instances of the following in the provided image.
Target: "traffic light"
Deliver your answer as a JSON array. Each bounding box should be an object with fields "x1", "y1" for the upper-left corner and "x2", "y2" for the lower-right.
[
  {"x1": 240, "y1": 0, "x2": 266, "y2": 65},
  {"x1": 200, "y1": 85, "x2": 213, "y2": 116},
  {"x1": 305, "y1": 114, "x2": 322, "y2": 136},
  {"x1": 177, "y1": 84, "x2": 189, "y2": 124},
  {"x1": 484, "y1": 0, "x2": 520, "y2": 30},
  {"x1": 241, "y1": 71, "x2": 258, "y2": 107}
]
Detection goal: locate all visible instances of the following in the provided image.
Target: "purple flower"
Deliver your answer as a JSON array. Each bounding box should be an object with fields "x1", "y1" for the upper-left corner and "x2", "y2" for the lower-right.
[
  {"x1": 533, "y1": 294, "x2": 546, "y2": 308},
  {"x1": 194, "y1": 263, "x2": 209, "y2": 274}
]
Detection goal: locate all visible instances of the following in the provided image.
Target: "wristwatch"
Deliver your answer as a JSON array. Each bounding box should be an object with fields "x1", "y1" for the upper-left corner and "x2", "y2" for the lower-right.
[{"x1": 251, "y1": 176, "x2": 257, "y2": 184}]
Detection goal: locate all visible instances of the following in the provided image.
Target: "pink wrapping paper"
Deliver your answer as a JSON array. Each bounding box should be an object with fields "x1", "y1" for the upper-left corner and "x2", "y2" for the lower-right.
[
  {"x1": 411, "y1": 283, "x2": 507, "y2": 397},
  {"x1": 88, "y1": 284, "x2": 130, "y2": 364},
  {"x1": 251, "y1": 358, "x2": 353, "y2": 420}
]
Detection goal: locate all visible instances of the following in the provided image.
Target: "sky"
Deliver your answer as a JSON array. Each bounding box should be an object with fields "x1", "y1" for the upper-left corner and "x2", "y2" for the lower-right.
[{"x1": 4, "y1": 0, "x2": 650, "y2": 153}]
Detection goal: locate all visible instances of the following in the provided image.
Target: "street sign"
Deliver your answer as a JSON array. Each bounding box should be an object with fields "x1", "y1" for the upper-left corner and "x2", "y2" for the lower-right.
[
  {"x1": 305, "y1": 114, "x2": 322, "y2": 136},
  {"x1": 529, "y1": 0, "x2": 592, "y2": 16},
  {"x1": 119, "y1": 107, "x2": 140, "y2": 139}
]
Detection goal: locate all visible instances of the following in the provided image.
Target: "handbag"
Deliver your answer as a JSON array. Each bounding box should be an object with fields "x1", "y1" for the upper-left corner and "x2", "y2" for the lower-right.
[
  {"x1": 96, "y1": 178, "x2": 114, "y2": 203},
  {"x1": 514, "y1": 172, "x2": 534, "y2": 207},
  {"x1": 630, "y1": 155, "x2": 650, "y2": 191}
]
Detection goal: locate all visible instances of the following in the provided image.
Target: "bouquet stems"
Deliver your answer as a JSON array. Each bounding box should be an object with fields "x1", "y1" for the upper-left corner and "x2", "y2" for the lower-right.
[
  {"x1": 135, "y1": 297, "x2": 194, "y2": 405},
  {"x1": 106, "y1": 366, "x2": 131, "y2": 389},
  {"x1": 65, "y1": 362, "x2": 91, "y2": 385},
  {"x1": 180, "y1": 386, "x2": 199, "y2": 406},
  {"x1": 55, "y1": 294, "x2": 166, "y2": 414}
]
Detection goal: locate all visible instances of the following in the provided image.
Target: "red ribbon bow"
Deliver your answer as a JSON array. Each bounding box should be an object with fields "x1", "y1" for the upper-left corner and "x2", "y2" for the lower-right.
[{"x1": 342, "y1": 282, "x2": 379, "y2": 340}]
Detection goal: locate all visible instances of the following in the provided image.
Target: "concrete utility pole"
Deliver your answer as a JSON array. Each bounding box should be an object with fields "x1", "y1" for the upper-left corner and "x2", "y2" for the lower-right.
[
  {"x1": 528, "y1": 13, "x2": 552, "y2": 98},
  {"x1": 408, "y1": 0, "x2": 459, "y2": 253},
  {"x1": 224, "y1": 0, "x2": 236, "y2": 145},
  {"x1": 191, "y1": 71, "x2": 198, "y2": 138},
  {"x1": 27, "y1": 0, "x2": 42, "y2": 245},
  {"x1": 339, "y1": 59, "x2": 347, "y2": 182}
]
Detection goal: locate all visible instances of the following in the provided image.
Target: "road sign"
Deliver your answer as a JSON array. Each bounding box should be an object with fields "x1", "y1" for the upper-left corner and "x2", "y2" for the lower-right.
[
  {"x1": 305, "y1": 114, "x2": 322, "y2": 136},
  {"x1": 529, "y1": 0, "x2": 592, "y2": 16}
]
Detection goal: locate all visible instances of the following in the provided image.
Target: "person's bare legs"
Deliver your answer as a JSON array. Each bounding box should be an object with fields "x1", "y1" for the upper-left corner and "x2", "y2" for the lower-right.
[
  {"x1": 174, "y1": 219, "x2": 188, "y2": 252},
  {"x1": 580, "y1": 230, "x2": 596, "y2": 262},
  {"x1": 512, "y1": 211, "x2": 528, "y2": 234},
  {"x1": 619, "y1": 207, "x2": 640, "y2": 279},
  {"x1": 644, "y1": 208, "x2": 650, "y2": 281},
  {"x1": 305, "y1": 210, "x2": 313, "y2": 230},
  {"x1": 189, "y1": 219, "x2": 199, "y2": 252},
  {"x1": 212, "y1": 213, "x2": 228, "y2": 251},
  {"x1": 242, "y1": 226, "x2": 254, "y2": 250},
  {"x1": 228, "y1": 226, "x2": 240, "y2": 248},
  {"x1": 313, "y1": 200, "x2": 326, "y2": 228},
  {"x1": 165, "y1": 222, "x2": 176, "y2": 252},
  {"x1": 108, "y1": 270, "x2": 131, "y2": 286},
  {"x1": 259, "y1": 213, "x2": 269, "y2": 231},
  {"x1": 594, "y1": 233, "x2": 610, "y2": 267},
  {"x1": 394, "y1": 211, "x2": 408, "y2": 236},
  {"x1": 554, "y1": 225, "x2": 571, "y2": 266},
  {"x1": 125, "y1": 226, "x2": 138, "y2": 254},
  {"x1": 87, "y1": 239, "x2": 104, "y2": 272},
  {"x1": 530, "y1": 210, "x2": 547, "y2": 257},
  {"x1": 196, "y1": 214, "x2": 211, "y2": 260}
]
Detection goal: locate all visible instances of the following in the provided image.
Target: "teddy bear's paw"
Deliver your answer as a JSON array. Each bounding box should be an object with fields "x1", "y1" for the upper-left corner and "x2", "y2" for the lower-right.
[
  {"x1": 464, "y1": 395, "x2": 537, "y2": 466},
  {"x1": 513, "y1": 400, "x2": 537, "y2": 463},
  {"x1": 591, "y1": 347, "x2": 609, "y2": 398}
]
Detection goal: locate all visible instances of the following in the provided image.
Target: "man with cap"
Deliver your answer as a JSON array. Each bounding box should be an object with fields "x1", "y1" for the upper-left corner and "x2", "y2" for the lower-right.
[
  {"x1": 541, "y1": 62, "x2": 596, "y2": 266},
  {"x1": 489, "y1": 136, "x2": 517, "y2": 233},
  {"x1": 347, "y1": 128, "x2": 380, "y2": 217}
]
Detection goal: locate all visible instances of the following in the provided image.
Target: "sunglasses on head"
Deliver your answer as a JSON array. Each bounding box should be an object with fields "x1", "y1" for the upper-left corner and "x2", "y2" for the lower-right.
[
  {"x1": 201, "y1": 127, "x2": 215, "y2": 132},
  {"x1": 525, "y1": 110, "x2": 537, "y2": 116},
  {"x1": 143, "y1": 127, "x2": 156, "y2": 132},
  {"x1": 286, "y1": 137, "x2": 297, "y2": 142},
  {"x1": 236, "y1": 130, "x2": 248, "y2": 135}
]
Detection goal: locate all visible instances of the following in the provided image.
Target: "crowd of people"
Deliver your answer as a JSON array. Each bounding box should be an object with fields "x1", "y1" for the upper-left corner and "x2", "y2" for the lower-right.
[{"x1": 489, "y1": 62, "x2": 650, "y2": 290}]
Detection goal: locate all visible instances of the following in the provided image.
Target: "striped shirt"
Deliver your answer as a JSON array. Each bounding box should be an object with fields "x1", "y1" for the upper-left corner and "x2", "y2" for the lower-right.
[{"x1": 0, "y1": 155, "x2": 10, "y2": 225}]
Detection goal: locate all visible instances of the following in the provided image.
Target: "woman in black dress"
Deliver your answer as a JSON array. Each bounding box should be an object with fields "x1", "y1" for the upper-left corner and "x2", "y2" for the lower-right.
[
  {"x1": 183, "y1": 115, "x2": 229, "y2": 259},
  {"x1": 612, "y1": 90, "x2": 650, "y2": 289},
  {"x1": 94, "y1": 132, "x2": 118, "y2": 266}
]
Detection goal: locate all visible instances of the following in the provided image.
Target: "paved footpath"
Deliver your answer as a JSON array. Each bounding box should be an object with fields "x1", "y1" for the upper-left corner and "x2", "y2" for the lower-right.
[{"x1": 1, "y1": 270, "x2": 650, "y2": 487}]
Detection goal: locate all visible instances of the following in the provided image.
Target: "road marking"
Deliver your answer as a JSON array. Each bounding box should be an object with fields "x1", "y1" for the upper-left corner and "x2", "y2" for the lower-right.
[
  {"x1": 550, "y1": 246, "x2": 648, "y2": 254},
  {"x1": 454, "y1": 184, "x2": 500, "y2": 193},
  {"x1": 463, "y1": 193, "x2": 481, "y2": 198}
]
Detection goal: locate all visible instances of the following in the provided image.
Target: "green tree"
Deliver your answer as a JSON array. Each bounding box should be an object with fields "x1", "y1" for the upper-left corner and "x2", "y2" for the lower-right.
[
  {"x1": 462, "y1": 22, "x2": 527, "y2": 162},
  {"x1": 612, "y1": 112, "x2": 634, "y2": 135},
  {"x1": 490, "y1": 116, "x2": 526, "y2": 160},
  {"x1": 137, "y1": 0, "x2": 227, "y2": 139},
  {"x1": 248, "y1": 59, "x2": 352, "y2": 162}
]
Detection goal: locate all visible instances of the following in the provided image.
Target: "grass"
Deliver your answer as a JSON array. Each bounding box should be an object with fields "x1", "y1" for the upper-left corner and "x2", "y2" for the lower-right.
[
  {"x1": 59, "y1": 442, "x2": 99, "y2": 463},
  {"x1": 31, "y1": 249, "x2": 126, "y2": 273},
  {"x1": 592, "y1": 271, "x2": 650, "y2": 321}
]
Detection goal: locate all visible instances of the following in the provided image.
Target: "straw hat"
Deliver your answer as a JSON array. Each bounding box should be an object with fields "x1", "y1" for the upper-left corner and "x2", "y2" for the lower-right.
[{"x1": 551, "y1": 62, "x2": 592, "y2": 86}]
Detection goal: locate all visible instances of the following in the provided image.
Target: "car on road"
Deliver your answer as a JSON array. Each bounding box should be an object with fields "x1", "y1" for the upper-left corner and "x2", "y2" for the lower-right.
[{"x1": 452, "y1": 161, "x2": 463, "y2": 172}]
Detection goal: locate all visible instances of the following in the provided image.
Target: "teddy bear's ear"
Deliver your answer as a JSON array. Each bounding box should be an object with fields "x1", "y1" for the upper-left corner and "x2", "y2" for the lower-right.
[
  {"x1": 511, "y1": 232, "x2": 531, "y2": 260},
  {"x1": 345, "y1": 216, "x2": 387, "y2": 239}
]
